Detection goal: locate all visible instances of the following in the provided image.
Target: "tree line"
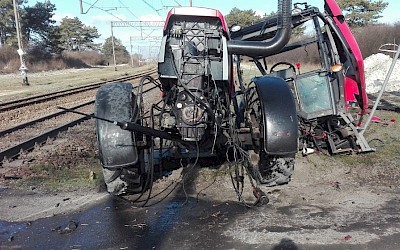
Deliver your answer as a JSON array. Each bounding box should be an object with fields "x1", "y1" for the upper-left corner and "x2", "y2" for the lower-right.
[
  {"x1": 1, "y1": 1, "x2": 100, "y2": 52},
  {"x1": 0, "y1": 0, "x2": 392, "y2": 72},
  {"x1": 224, "y1": 0, "x2": 394, "y2": 64},
  {"x1": 225, "y1": 0, "x2": 388, "y2": 29},
  {"x1": 0, "y1": 0, "x2": 130, "y2": 65}
]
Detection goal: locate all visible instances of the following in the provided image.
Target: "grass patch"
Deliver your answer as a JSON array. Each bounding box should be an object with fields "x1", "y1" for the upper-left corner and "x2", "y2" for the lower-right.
[
  {"x1": 17, "y1": 161, "x2": 104, "y2": 193},
  {"x1": 336, "y1": 109, "x2": 400, "y2": 168},
  {"x1": 0, "y1": 64, "x2": 156, "y2": 102}
]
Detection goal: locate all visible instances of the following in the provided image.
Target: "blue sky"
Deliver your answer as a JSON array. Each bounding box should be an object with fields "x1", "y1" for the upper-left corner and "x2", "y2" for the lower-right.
[{"x1": 27, "y1": 0, "x2": 400, "y2": 56}]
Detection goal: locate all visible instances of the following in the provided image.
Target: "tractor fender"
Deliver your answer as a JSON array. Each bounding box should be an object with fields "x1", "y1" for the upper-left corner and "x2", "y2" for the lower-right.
[
  {"x1": 95, "y1": 82, "x2": 138, "y2": 168},
  {"x1": 253, "y1": 76, "x2": 298, "y2": 155}
]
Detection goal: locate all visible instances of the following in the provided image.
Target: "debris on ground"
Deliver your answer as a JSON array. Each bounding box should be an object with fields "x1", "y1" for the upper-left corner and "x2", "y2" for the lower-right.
[
  {"x1": 123, "y1": 223, "x2": 147, "y2": 230},
  {"x1": 371, "y1": 116, "x2": 396, "y2": 126},
  {"x1": 344, "y1": 235, "x2": 352, "y2": 241},
  {"x1": 52, "y1": 220, "x2": 78, "y2": 234},
  {"x1": 330, "y1": 181, "x2": 341, "y2": 190}
]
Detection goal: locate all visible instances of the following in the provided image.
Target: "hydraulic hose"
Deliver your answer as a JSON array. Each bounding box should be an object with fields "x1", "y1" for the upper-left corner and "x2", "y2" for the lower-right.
[{"x1": 227, "y1": 0, "x2": 292, "y2": 57}]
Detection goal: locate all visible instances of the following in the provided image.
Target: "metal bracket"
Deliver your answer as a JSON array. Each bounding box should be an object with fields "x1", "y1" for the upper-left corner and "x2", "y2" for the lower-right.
[{"x1": 340, "y1": 113, "x2": 374, "y2": 153}]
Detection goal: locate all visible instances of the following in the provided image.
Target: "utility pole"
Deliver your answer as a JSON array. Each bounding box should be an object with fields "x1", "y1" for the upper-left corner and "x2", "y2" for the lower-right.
[
  {"x1": 13, "y1": 0, "x2": 29, "y2": 86},
  {"x1": 138, "y1": 46, "x2": 141, "y2": 66},
  {"x1": 110, "y1": 23, "x2": 117, "y2": 71},
  {"x1": 129, "y1": 37, "x2": 134, "y2": 67},
  {"x1": 189, "y1": 0, "x2": 192, "y2": 7}
]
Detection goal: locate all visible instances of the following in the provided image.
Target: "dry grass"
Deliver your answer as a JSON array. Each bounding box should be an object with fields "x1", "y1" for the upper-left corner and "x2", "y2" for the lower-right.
[
  {"x1": 0, "y1": 63, "x2": 156, "y2": 102},
  {"x1": 0, "y1": 46, "x2": 109, "y2": 74},
  {"x1": 353, "y1": 24, "x2": 400, "y2": 58},
  {"x1": 62, "y1": 51, "x2": 106, "y2": 66},
  {"x1": 339, "y1": 109, "x2": 400, "y2": 167}
]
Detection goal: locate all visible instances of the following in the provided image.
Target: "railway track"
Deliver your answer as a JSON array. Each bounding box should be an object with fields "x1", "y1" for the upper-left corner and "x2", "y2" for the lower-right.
[
  {"x1": 0, "y1": 70, "x2": 160, "y2": 163},
  {"x1": 2, "y1": 74, "x2": 398, "y2": 164},
  {"x1": 0, "y1": 69, "x2": 157, "y2": 113}
]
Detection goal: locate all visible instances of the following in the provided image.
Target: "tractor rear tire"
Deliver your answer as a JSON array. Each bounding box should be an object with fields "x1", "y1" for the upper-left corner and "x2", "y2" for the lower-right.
[
  {"x1": 246, "y1": 86, "x2": 295, "y2": 186},
  {"x1": 95, "y1": 82, "x2": 147, "y2": 196},
  {"x1": 102, "y1": 164, "x2": 146, "y2": 195}
]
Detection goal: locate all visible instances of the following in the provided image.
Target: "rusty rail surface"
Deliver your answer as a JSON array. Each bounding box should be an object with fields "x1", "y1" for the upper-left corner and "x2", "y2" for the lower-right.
[{"x1": 0, "y1": 69, "x2": 160, "y2": 163}]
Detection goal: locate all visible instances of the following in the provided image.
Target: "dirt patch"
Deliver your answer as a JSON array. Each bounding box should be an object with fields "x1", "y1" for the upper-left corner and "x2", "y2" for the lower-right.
[{"x1": 0, "y1": 119, "x2": 103, "y2": 192}]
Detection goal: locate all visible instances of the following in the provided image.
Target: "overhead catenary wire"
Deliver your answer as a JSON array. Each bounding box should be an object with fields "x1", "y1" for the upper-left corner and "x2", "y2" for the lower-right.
[
  {"x1": 82, "y1": 0, "x2": 156, "y2": 38},
  {"x1": 118, "y1": 0, "x2": 141, "y2": 20},
  {"x1": 141, "y1": 0, "x2": 162, "y2": 15}
]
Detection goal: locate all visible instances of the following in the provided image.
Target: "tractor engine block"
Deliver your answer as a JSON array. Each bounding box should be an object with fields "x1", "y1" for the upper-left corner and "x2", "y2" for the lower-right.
[{"x1": 158, "y1": 9, "x2": 230, "y2": 142}]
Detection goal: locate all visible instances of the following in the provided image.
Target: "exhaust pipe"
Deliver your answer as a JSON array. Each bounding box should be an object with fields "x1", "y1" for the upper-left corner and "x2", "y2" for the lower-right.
[{"x1": 227, "y1": 0, "x2": 292, "y2": 57}]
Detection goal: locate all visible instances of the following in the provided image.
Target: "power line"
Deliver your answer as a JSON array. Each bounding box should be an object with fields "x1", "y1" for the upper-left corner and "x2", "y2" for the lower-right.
[
  {"x1": 130, "y1": 36, "x2": 162, "y2": 41},
  {"x1": 141, "y1": 0, "x2": 162, "y2": 15},
  {"x1": 111, "y1": 21, "x2": 164, "y2": 27},
  {"x1": 81, "y1": 0, "x2": 154, "y2": 38},
  {"x1": 80, "y1": 0, "x2": 138, "y2": 14},
  {"x1": 173, "y1": 0, "x2": 182, "y2": 7},
  {"x1": 117, "y1": 0, "x2": 140, "y2": 20},
  {"x1": 80, "y1": 0, "x2": 100, "y2": 14}
]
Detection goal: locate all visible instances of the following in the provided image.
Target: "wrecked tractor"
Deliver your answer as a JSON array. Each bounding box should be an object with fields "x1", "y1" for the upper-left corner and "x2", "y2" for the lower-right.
[{"x1": 93, "y1": 0, "x2": 372, "y2": 202}]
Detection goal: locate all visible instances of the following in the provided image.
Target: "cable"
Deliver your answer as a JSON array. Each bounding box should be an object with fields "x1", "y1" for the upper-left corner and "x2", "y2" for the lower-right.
[
  {"x1": 141, "y1": 0, "x2": 162, "y2": 15},
  {"x1": 173, "y1": 0, "x2": 182, "y2": 6},
  {"x1": 195, "y1": 171, "x2": 219, "y2": 202},
  {"x1": 118, "y1": 0, "x2": 141, "y2": 20},
  {"x1": 82, "y1": 0, "x2": 155, "y2": 38},
  {"x1": 181, "y1": 139, "x2": 200, "y2": 206},
  {"x1": 140, "y1": 106, "x2": 156, "y2": 206},
  {"x1": 225, "y1": 98, "x2": 268, "y2": 207}
]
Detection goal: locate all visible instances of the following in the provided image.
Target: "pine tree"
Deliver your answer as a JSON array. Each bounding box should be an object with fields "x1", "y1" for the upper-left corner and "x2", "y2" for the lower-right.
[
  {"x1": 337, "y1": 0, "x2": 388, "y2": 27},
  {"x1": 102, "y1": 36, "x2": 130, "y2": 64},
  {"x1": 58, "y1": 17, "x2": 100, "y2": 51},
  {"x1": 0, "y1": 0, "x2": 27, "y2": 46},
  {"x1": 225, "y1": 8, "x2": 262, "y2": 28}
]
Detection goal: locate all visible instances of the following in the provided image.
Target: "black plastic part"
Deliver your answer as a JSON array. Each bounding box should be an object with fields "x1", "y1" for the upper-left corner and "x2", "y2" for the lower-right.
[
  {"x1": 227, "y1": 0, "x2": 292, "y2": 57},
  {"x1": 253, "y1": 76, "x2": 298, "y2": 155},
  {"x1": 95, "y1": 82, "x2": 139, "y2": 168}
]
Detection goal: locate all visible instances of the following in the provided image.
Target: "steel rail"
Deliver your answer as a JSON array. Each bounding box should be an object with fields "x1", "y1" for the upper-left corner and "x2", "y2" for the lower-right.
[
  {"x1": 0, "y1": 100, "x2": 95, "y2": 137},
  {"x1": 0, "y1": 115, "x2": 92, "y2": 162},
  {"x1": 0, "y1": 69, "x2": 157, "y2": 112},
  {"x1": 0, "y1": 76, "x2": 159, "y2": 139},
  {"x1": 0, "y1": 74, "x2": 161, "y2": 163},
  {"x1": 0, "y1": 69, "x2": 156, "y2": 107}
]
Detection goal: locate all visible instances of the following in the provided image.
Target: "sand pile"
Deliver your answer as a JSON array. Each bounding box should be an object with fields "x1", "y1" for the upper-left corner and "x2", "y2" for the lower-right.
[{"x1": 364, "y1": 53, "x2": 400, "y2": 93}]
